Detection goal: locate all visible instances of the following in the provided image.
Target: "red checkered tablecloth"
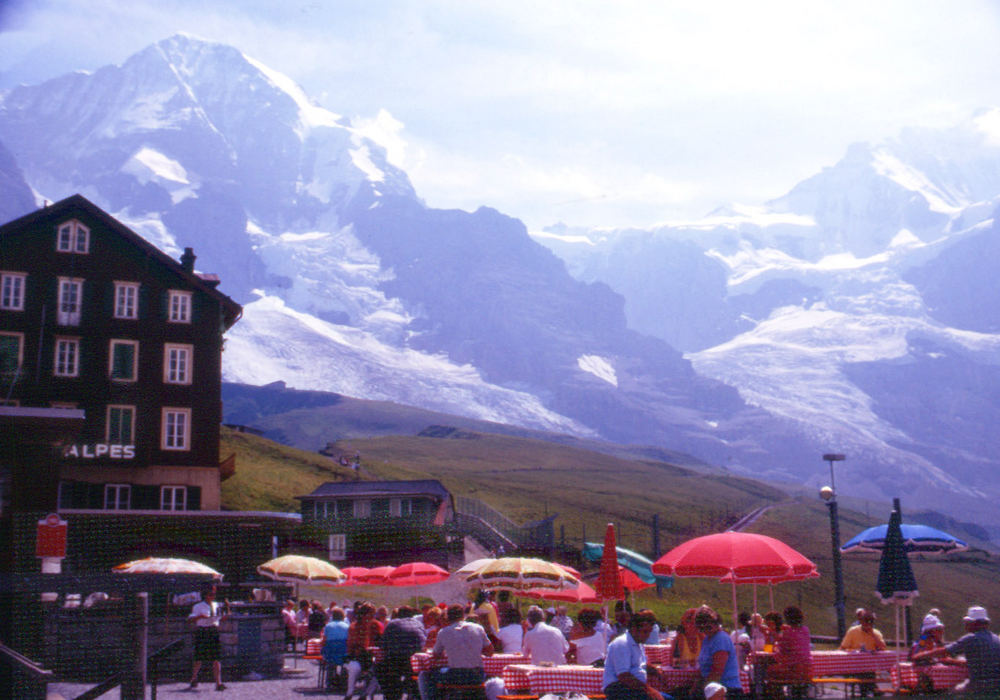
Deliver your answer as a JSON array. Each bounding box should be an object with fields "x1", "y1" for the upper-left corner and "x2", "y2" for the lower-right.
[
  {"x1": 810, "y1": 650, "x2": 903, "y2": 676},
  {"x1": 411, "y1": 652, "x2": 529, "y2": 677},
  {"x1": 643, "y1": 643, "x2": 673, "y2": 666},
  {"x1": 502, "y1": 664, "x2": 605, "y2": 695},
  {"x1": 892, "y1": 662, "x2": 967, "y2": 691}
]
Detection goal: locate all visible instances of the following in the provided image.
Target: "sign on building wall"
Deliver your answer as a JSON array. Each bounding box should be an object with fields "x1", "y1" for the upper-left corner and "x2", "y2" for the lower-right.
[{"x1": 63, "y1": 444, "x2": 135, "y2": 459}]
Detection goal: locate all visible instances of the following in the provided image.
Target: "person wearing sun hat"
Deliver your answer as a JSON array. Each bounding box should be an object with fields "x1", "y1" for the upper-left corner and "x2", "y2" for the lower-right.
[{"x1": 913, "y1": 605, "x2": 1000, "y2": 694}]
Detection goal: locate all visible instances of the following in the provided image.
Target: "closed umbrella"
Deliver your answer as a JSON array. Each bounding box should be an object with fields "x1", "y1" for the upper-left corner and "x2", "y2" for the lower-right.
[
  {"x1": 465, "y1": 557, "x2": 579, "y2": 591},
  {"x1": 594, "y1": 523, "x2": 625, "y2": 601},
  {"x1": 876, "y1": 502, "x2": 919, "y2": 661}
]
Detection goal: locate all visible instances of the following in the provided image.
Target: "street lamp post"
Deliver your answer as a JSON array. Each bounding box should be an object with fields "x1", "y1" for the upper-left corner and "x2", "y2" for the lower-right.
[{"x1": 821, "y1": 453, "x2": 846, "y2": 640}]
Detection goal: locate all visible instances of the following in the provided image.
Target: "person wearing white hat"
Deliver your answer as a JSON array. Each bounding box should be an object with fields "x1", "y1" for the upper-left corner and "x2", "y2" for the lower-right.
[
  {"x1": 703, "y1": 681, "x2": 726, "y2": 699},
  {"x1": 908, "y1": 614, "x2": 948, "y2": 694},
  {"x1": 913, "y1": 605, "x2": 1000, "y2": 695}
]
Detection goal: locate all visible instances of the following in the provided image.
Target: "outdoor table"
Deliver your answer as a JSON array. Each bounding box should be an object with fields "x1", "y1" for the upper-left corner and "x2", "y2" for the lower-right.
[
  {"x1": 810, "y1": 650, "x2": 903, "y2": 676},
  {"x1": 642, "y1": 643, "x2": 673, "y2": 666},
  {"x1": 502, "y1": 664, "x2": 604, "y2": 695},
  {"x1": 411, "y1": 652, "x2": 529, "y2": 677},
  {"x1": 892, "y1": 661, "x2": 967, "y2": 692}
]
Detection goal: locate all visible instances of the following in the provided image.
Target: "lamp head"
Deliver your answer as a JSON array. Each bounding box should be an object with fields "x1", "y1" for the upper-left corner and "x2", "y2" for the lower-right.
[{"x1": 819, "y1": 485, "x2": 834, "y2": 501}]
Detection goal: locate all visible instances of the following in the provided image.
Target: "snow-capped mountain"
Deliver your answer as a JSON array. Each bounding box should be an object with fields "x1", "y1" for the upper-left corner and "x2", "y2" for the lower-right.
[
  {"x1": 533, "y1": 111, "x2": 1000, "y2": 526},
  {"x1": 3, "y1": 34, "x2": 1000, "y2": 530}
]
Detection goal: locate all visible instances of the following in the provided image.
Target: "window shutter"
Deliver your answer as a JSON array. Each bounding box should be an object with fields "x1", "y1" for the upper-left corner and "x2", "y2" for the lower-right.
[
  {"x1": 133, "y1": 485, "x2": 159, "y2": 510},
  {"x1": 187, "y1": 486, "x2": 201, "y2": 511},
  {"x1": 87, "y1": 482, "x2": 105, "y2": 509}
]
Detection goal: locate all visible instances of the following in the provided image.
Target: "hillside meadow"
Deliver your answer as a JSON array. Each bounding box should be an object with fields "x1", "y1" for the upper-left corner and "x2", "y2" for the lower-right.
[{"x1": 219, "y1": 426, "x2": 1000, "y2": 638}]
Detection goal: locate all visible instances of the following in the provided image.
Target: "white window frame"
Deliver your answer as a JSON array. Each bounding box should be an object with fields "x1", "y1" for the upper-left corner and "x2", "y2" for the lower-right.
[
  {"x1": 108, "y1": 339, "x2": 139, "y2": 382},
  {"x1": 327, "y1": 534, "x2": 346, "y2": 561},
  {"x1": 0, "y1": 331, "x2": 24, "y2": 374},
  {"x1": 106, "y1": 404, "x2": 136, "y2": 444},
  {"x1": 54, "y1": 337, "x2": 80, "y2": 377},
  {"x1": 163, "y1": 343, "x2": 193, "y2": 384},
  {"x1": 104, "y1": 483, "x2": 131, "y2": 510},
  {"x1": 161, "y1": 407, "x2": 191, "y2": 451},
  {"x1": 113, "y1": 282, "x2": 140, "y2": 319},
  {"x1": 57, "y1": 220, "x2": 90, "y2": 254},
  {"x1": 57, "y1": 277, "x2": 83, "y2": 326},
  {"x1": 160, "y1": 485, "x2": 187, "y2": 511},
  {"x1": 352, "y1": 499, "x2": 371, "y2": 518},
  {"x1": 168, "y1": 290, "x2": 192, "y2": 323},
  {"x1": 1, "y1": 272, "x2": 26, "y2": 311}
]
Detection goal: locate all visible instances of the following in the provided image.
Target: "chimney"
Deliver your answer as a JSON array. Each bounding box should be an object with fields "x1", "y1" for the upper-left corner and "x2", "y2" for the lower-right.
[{"x1": 180, "y1": 247, "x2": 196, "y2": 272}]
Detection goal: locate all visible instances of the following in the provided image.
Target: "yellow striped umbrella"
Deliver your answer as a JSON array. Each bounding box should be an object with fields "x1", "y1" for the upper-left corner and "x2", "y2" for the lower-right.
[{"x1": 464, "y1": 557, "x2": 579, "y2": 591}]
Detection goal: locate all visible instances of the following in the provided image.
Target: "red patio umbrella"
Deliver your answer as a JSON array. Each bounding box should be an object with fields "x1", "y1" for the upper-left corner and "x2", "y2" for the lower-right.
[
  {"x1": 336, "y1": 566, "x2": 371, "y2": 586},
  {"x1": 653, "y1": 531, "x2": 817, "y2": 629},
  {"x1": 355, "y1": 565, "x2": 395, "y2": 585},
  {"x1": 388, "y1": 562, "x2": 450, "y2": 586},
  {"x1": 520, "y1": 580, "x2": 600, "y2": 603},
  {"x1": 594, "y1": 523, "x2": 625, "y2": 601},
  {"x1": 620, "y1": 566, "x2": 654, "y2": 593}
]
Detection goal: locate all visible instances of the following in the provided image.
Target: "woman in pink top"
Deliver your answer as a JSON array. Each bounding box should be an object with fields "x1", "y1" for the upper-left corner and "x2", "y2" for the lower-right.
[{"x1": 768, "y1": 605, "x2": 812, "y2": 686}]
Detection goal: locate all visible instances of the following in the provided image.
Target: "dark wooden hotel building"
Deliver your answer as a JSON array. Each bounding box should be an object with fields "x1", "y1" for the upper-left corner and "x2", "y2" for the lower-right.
[{"x1": 0, "y1": 194, "x2": 242, "y2": 513}]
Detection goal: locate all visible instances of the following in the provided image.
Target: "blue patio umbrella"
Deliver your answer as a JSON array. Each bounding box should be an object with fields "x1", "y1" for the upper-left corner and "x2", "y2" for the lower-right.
[
  {"x1": 582, "y1": 542, "x2": 673, "y2": 589},
  {"x1": 842, "y1": 523, "x2": 968, "y2": 555}
]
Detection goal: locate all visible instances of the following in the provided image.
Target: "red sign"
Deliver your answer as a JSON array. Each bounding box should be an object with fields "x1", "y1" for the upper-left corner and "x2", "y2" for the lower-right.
[{"x1": 37, "y1": 513, "x2": 68, "y2": 558}]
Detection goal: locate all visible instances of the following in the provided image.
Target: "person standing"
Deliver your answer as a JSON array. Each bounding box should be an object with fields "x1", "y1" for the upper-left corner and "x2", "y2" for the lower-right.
[{"x1": 189, "y1": 585, "x2": 228, "y2": 691}]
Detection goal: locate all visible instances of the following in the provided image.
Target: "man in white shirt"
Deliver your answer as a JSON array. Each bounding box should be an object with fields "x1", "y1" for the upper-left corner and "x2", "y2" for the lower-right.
[
  {"x1": 189, "y1": 586, "x2": 228, "y2": 691},
  {"x1": 522, "y1": 606, "x2": 569, "y2": 665}
]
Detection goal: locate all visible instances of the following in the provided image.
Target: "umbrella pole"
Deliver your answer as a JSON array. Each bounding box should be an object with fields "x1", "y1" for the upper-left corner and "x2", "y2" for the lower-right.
[
  {"x1": 769, "y1": 583, "x2": 775, "y2": 612},
  {"x1": 753, "y1": 583, "x2": 758, "y2": 615},
  {"x1": 732, "y1": 580, "x2": 738, "y2": 632}
]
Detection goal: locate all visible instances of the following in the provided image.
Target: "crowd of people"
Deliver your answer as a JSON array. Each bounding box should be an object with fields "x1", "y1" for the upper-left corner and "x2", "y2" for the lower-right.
[{"x1": 269, "y1": 590, "x2": 1000, "y2": 700}]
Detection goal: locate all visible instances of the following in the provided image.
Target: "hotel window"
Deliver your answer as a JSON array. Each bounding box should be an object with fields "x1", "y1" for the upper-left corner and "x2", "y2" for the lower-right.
[
  {"x1": 168, "y1": 290, "x2": 192, "y2": 323},
  {"x1": 1, "y1": 272, "x2": 26, "y2": 310},
  {"x1": 352, "y1": 499, "x2": 371, "y2": 518},
  {"x1": 390, "y1": 498, "x2": 413, "y2": 517},
  {"x1": 328, "y1": 534, "x2": 346, "y2": 561},
  {"x1": 164, "y1": 344, "x2": 192, "y2": 384},
  {"x1": 0, "y1": 332, "x2": 23, "y2": 374},
  {"x1": 113, "y1": 282, "x2": 139, "y2": 319},
  {"x1": 161, "y1": 407, "x2": 191, "y2": 450},
  {"x1": 107, "y1": 405, "x2": 135, "y2": 444},
  {"x1": 57, "y1": 277, "x2": 83, "y2": 326},
  {"x1": 54, "y1": 337, "x2": 80, "y2": 377},
  {"x1": 160, "y1": 485, "x2": 187, "y2": 511},
  {"x1": 57, "y1": 220, "x2": 90, "y2": 254},
  {"x1": 104, "y1": 484, "x2": 131, "y2": 510},
  {"x1": 109, "y1": 339, "x2": 138, "y2": 381}
]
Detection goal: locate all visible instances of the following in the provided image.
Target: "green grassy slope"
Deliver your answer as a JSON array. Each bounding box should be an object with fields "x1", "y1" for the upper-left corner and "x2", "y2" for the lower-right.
[{"x1": 220, "y1": 426, "x2": 1000, "y2": 638}]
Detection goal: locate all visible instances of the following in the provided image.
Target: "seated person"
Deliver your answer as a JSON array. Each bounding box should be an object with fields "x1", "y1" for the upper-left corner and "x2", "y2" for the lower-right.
[
  {"x1": 602, "y1": 610, "x2": 664, "y2": 700},
  {"x1": 418, "y1": 604, "x2": 494, "y2": 700},
  {"x1": 674, "y1": 608, "x2": 702, "y2": 668},
  {"x1": 766, "y1": 606, "x2": 812, "y2": 688},
  {"x1": 839, "y1": 610, "x2": 887, "y2": 651},
  {"x1": 321, "y1": 607, "x2": 350, "y2": 688},
  {"x1": 913, "y1": 605, "x2": 1000, "y2": 696},
  {"x1": 522, "y1": 605, "x2": 569, "y2": 664},
  {"x1": 497, "y1": 607, "x2": 524, "y2": 653},
  {"x1": 571, "y1": 608, "x2": 608, "y2": 665}
]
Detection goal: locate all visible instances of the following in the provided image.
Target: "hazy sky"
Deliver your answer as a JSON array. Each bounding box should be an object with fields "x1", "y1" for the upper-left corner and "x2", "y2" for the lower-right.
[{"x1": 2, "y1": 0, "x2": 1000, "y2": 231}]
